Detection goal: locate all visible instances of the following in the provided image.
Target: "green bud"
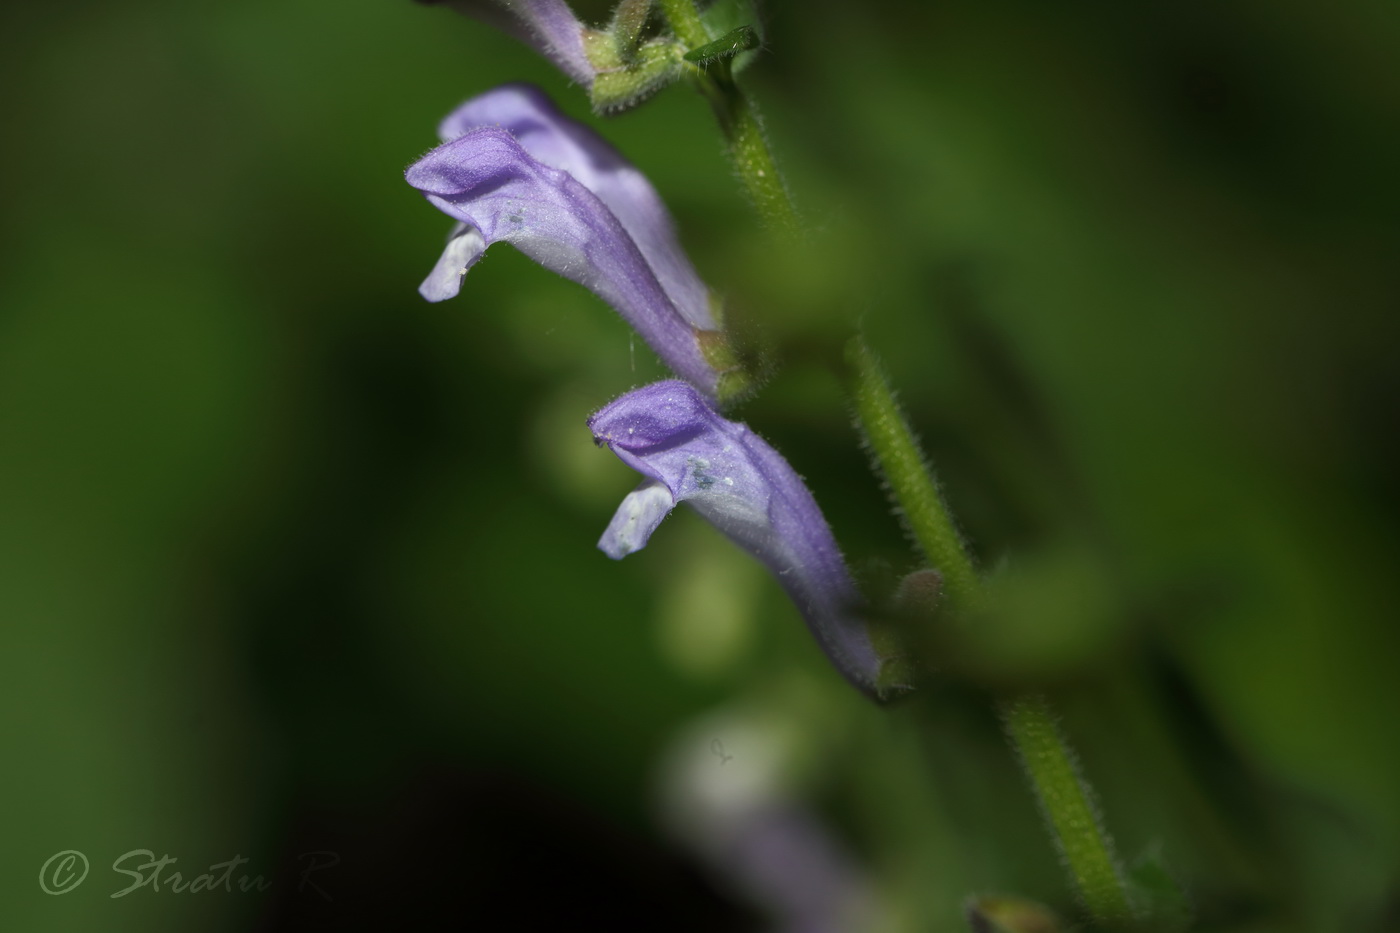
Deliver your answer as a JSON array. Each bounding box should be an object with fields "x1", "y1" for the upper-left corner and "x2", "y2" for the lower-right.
[
  {"x1": 894, "y1": 567, "x2": 944, "y2": 619},
  {"x1": 964, "y1": 895, "x2": 1062, "y2": 933}
]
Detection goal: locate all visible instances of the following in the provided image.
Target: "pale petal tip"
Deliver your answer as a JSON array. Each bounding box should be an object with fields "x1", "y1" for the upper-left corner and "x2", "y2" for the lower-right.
[
  {"x1": 598, "y1": 480, "x2": 675, "y2": 559},
  {"x1": 418, "y1": 226, "x2": 486, "y2": 302}
]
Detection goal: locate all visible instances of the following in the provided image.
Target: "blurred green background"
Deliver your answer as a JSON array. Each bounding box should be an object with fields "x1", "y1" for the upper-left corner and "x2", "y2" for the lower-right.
[{"x1": 2, "y1": 1, "x2": 1398, "y2": 930}]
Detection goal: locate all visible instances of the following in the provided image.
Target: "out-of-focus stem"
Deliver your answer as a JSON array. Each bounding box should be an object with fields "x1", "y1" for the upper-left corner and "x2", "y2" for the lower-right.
[
  {"x1": 999, "y1": 695, "x2": 1134, "y2": 924},
  {"x1": 848, "y1": 336, "x2": 978, "y2": 605},
  {"x1": 850, "y1": 337, "x2": 1135, "y2": 925}
]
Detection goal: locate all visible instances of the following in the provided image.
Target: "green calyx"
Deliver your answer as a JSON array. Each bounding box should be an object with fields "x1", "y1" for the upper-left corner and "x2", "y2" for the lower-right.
[
  {"x1": 584, "y1": 26, "x2": 684, "y2": 113},
  {"x1": 696, "y1": 328, "x2": 752, "y2": 405}
]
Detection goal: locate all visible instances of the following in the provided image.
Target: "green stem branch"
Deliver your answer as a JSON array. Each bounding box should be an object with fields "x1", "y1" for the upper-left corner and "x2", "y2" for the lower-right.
[{"x1": 658, "y1": 0, "x2": 799, "y2": 233}]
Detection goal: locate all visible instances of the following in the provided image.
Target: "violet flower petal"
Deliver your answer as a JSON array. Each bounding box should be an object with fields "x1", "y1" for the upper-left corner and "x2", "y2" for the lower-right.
[
  {"x1": 406, "y1": 127, "x2": 722, "y2": 398},
  {"x1": 436, "y1": 84, "x2": 715, "y2": 332},
  {"x1": 589, "y1": 380, "x2": 889, "y2": 698},
  {"x1": 416, "y1": 0, "x2": 594, "y2": 86}
]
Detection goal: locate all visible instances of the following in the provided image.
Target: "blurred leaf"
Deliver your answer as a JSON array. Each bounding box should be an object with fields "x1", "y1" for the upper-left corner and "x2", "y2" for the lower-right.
[{"x1": 1126, "y1": 844, "x2": 1192, "y2": 933}]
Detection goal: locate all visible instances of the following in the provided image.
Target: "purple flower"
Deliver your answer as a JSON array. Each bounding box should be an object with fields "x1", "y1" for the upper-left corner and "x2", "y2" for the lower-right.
[
  {"x1": 407, "y1": 84, "x2": 741, "y2": 401},
  {"x1": 415, "y1": 0, "x2": 595, "y2": 86},
  {"x1": 590, "y1": 380, "x2": 897, "y2": 699}
]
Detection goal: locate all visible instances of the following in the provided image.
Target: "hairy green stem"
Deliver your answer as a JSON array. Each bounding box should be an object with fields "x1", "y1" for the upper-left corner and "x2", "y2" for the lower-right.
[
  {"x1": 848, "y1": 336, "x2": 978, "y2": 605},
  {"x1": 699, "y1": 68, "x2": 799, "y2": 234},
  {"x1": 657, "y1": 0, "x2": 709, "y2": 48},
  {"x1": 1000, "y1": 695, "x2": 1134, "y2": 923},
  {"x1": 849, "y1": 337, "x2": 1134, "y2": 924},
  {"x1": 658, "y1": 0, "x2": 799, "y2": 233}
]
